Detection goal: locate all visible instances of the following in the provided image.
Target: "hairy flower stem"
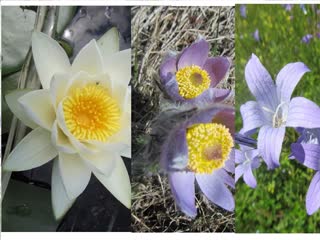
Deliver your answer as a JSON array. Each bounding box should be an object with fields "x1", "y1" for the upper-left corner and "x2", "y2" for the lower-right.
[{"x1": 2, "y1": 6, "x2": 59, "y2": 200}]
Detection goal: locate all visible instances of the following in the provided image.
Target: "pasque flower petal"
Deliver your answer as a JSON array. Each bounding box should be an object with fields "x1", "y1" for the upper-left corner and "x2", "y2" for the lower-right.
[
  {"x1": 286, "y1": 97, "x2": 320, "y2": 129},
  {"x1": 275, "y1": 62, "x2": 310, "y2": 102},
  {"x1": 168, "y1": 171, "x2": 197, "y2": 218},
  {"x1": 202, "y1": 57, "x2": 230, "y2": 88},
  {"x1": 18, "y1": 89, "x2": 56, "y2": 131},
  {"x1": 5, "y1": 89, "x2": 38, "y2": 129},
  {"x1": 72, "y1": 39, "x2": 104, "y2": 76},
  {"x1": 58, "y1": 152, "x2": 92, "y2": 199},
  {"x1": 245, "y1": 54, "x2": 278, "y2": 110},
  {"x1": 159, "y1": 55, "x2": 177, "y2": 84},
  {"x1": 177, "y1": 39, "x2": 209, "y2": 69},
  {"x1": 93, "y1": 158, "x2": 131, "y2": 209},
  {"x1": 32, "y1": 31, "x2": 71, "y2": 89},
  {"x1": 3, "y1": 128, "x2": 58, "y2": 171},
  {"x1": 51, "y1": 159, "x2": 75, "y2": 220},
  {"x1": 258, "y1": 125, "x2": 285, "y2": 169},
  {"x1": 291, "y1": 143, "x2": 320, "y2": 171},
  {"x1": 196, "y1": 171, "x2": 234, "y2": 211},
  {"x1": 306, "y1": 171, "x2": 320, "y2": 215}
]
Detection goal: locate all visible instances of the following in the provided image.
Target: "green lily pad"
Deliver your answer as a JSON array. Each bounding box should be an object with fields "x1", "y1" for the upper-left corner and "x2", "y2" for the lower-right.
[{"x1": 2, "y1": 180, "x2": 58, "y2": 232}]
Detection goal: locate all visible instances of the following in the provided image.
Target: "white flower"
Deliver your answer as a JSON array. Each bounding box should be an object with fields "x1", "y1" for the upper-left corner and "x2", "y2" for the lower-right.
[{"x1": 4, "y1": 30, "x2": 131, "y2": 220}]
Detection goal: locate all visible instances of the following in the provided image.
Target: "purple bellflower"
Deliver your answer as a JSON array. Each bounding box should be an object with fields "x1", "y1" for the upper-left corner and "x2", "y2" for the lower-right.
[
  {"x1": 240, "y1": 54, "x2": 320, "y2": 169},
  {"x1": 160, "y1": 105, "x2": 235, "y2": 217},
  {"x1": 235, "y1": 145, "x2": 261, "y2": 189},
  {"x1": 291, "y1": 128, "x2": 320, "y2": 215},
  {"x1": 302, "y1": 34, "x2": 313, "y2": 44},
  {"x1": 253, "y1": 29, "x2": 260, "y2": 42},
  {"x1": 159, "y1": 38, "x2": 231, "y2": 105},
  {"x1": 240, "y1": 5, "x2": 246, "y2": 18}
]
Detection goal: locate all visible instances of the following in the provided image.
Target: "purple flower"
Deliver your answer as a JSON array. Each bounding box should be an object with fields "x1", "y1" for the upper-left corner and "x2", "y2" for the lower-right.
[
  {"x1": 235, "y1": 145, "x2": 261, "y2": 188},
  {"x1": 159, "y1": 39, "x2": 231, "y2": 105},
  {"x1": 291, "y1": 128, "x2": 320, "y2": 215},
  {"x1": 240, "y1": 54, "x2": 320, "y2": 169},
  {"x1": 240, "y1": 5, "x2": 246, "y2": 18},
  {"x1": 283, "y1": 4, "x2": 293, "y2": 11},
  {"x1": 161, "y1": 105, "x2": 235, "y2": 217},
  {"x1": 253, "y1": 29, "x2": 260, "y2": 42},
  {"x1": 300, "y1": 4, "x2": 307, "y2": 15},
  {"x1": 302, "y1": 34, "x2": 313, "y2": 44}
]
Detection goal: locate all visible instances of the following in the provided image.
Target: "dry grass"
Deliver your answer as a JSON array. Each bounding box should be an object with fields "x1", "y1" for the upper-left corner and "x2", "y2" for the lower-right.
[{"x1": 131, "y1": 6, "x2": 235, "y2": 232}]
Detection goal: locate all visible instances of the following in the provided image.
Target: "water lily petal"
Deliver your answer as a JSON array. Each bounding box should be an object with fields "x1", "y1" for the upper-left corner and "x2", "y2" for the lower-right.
[
  {"x1": 177, "y1": 39, "x2": 209, "y2": 69},
  {"x1": 97, "y1": 27, "x2": 120, "y2": 56},
  {"x1": 5, "y1": 89, "x2": 38, "y2": 129},
  {"x1": 258, "y1": 125, "x2": 285, "y2": 169},
  {"x1": 32, "y1": 31, "x2": 71, "y2": 89},
  {"x1": 18, "y1": 89, "x2": 55, "y2": 130},
  {"x1": 104, "y1": 49, "x2": 131, "y2": 86},
  {"x1": 3, "y1": 128, "x2": 57, "y2": 171},
  {"x1": 50, "y1": 73, "x2": 71, "y2": 109},
  {"x1": 291, "y1": 143, "x2": 320, "y2": 171},
  {"x1": 240, "y1": 101, "x2": 267, "y2": 134},
  {"x1": 276, "y1": 62, "x2": 310, "y2": 102},
  {"x1": 72, "y1": 39, "x2": 104, "y2": 76},
  {"x1": 203, "y1": 57, "x2": 230, "y2": 87},
  {"x1": 286, "y1": 97, "x2": 320, "y2": 129},
  {"x1": 52, "y1": 159, "x2": 75, "y2": 220},
  {"x1": 168, "y1": 171, "x2": 197, "y2": 218},
  {"x1": 306, "y1": 171, "x2": 320, "y2": 215},
  {"x1": 51, "y1": 121, "x2": 76, "y2": 154},
  {"x1": 245, "y1": 54, "x2": 278, "y2": 110},
  {"x1": 93, "y1": 157, "x2": 131, "y2": 209},
  {"x1": 159, "y1": 55, "x2": 177, "y2": 84},
  {"x1": 80, "y1": 149, "x2": 116, "y2": 176},
  {"x1": 58, "y1": 152, "x2": 91, "y2": 199},
  {"x1": 196, "y1": 172, "x2": 234, "y2": 211}
]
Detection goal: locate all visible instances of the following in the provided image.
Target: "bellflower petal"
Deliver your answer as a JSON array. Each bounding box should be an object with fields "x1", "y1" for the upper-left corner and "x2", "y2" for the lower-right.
[
  {"x1": 306, "y1": 171, "x2": 320, "y2": 215},
  {"x1": 291, "y1": 143, "x2": 320, "y2": 171},
  {"x1": 286, "y1": 97, "x2": 320, "y2": 129},
  {"x1": 258, "y1": 125, "x2": 285, "y2": 169},
  {"x1": 177, "y1": 39, "x2": 209, "y2": 69},
  {"x1": 275, "y1": 62, "x2": 310, "y2": 102},
  {"x1": 202, "y1": 57, "x2": 230, "y2": 87},
  {"x1": 168, "y1": 171, "x2": 197, "y2": 218},
  {"x1": 240, "y1": 101, "x2": 267, "y2": 134},
  {"x1": 32, "y1": 31, "x2": 71, "y2": 89},
  {"x1": 3, "y1": 128, "x2": 58, "y2": 171},
  {"x1": 196, "y1": 172, "x2": 234, "y2": 211},
  {"x1": 243, "y1": 167, "x2": 257, "y2": 188},
  {"x1": 244, "y1": 54, "x2": 278, "y2": 110}
]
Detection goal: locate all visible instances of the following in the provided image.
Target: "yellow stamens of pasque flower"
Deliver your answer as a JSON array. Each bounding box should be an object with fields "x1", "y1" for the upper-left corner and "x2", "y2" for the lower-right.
[
  {"x1": 175, "y1": 65, "x2": 211, "y2": 99},
  {"x1": 63, "y1": 83, "x2": 120, "y2": 142},
  {"x1": 186, "y1": 123, "x2": 233, "y2": 174}
]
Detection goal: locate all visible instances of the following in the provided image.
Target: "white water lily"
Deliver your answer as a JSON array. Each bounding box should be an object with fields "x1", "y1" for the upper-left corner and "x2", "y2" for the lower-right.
[{"x1": 4, "y1": 30, "x2": 131, "y2": 220}]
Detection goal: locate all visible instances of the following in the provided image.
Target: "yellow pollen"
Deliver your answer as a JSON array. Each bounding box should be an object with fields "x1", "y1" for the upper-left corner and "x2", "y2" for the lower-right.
[
  {"x1": 63, "y1": 83, "x2": 120, "y2": 142},
  {"x1": 175, "y1": 65, "x2": 211, "y2": 99},
  {"x1": 186, "y1": 123, "x2": 234, "y2": 174}
]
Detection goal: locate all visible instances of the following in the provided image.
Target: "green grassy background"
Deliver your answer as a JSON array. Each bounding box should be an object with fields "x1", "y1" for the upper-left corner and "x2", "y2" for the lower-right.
[{"x1": 235, "y1": 4, "x2": 320, "y2": 233}]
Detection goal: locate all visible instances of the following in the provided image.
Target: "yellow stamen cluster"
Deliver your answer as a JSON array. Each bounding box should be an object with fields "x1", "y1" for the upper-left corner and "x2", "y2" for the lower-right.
[
  {"x1": 175, "y1": 65, "x2": 211, "y2": 99},
  {"x1": 63, "y1": 83, "x2": 120, "y2": 142},
  {"x1": 186, "y1": 123, "x2": 234, "y2": 174}
]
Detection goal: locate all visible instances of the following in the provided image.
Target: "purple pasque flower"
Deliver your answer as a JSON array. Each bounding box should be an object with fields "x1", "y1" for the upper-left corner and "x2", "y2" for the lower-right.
[
  {"x1": 161, "y1": 104, "x2": 235, "y2": 217},
  {"x1": 302, "y1": 34, "x2": 313, "y2": 44},
  {"x1": 235, "y1": 145, "x2": 261, "y2": 189},
  {"x1": 291, "y1": 128, "x2": 320, "y2": 215},
  {"x1": 253, "y1": 29, "x2": 260, "y2": 42},
  {"x1": 240, "y1": 54, "x2": 320, "y2": 169},
  {"x1": 240, "y1": 5, "x2": 246, "y2": 18},
  {"x1": 159, "y1": 38, "x2": 231, "y2": 105}
]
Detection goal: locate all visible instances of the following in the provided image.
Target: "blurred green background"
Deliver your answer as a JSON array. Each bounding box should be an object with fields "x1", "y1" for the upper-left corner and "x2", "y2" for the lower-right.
[{"x1": 235, "y1": 4, "x2": 320, "y2": 233}]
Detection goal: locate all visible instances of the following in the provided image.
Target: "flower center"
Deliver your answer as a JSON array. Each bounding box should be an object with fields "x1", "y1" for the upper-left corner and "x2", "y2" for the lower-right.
[
  {"x1": 175, "y1": 65, "x2": 211, "y2": 99},
  {"x1": 186, "y1": 123, "x2": 234, "y2": 174},
  {"x1": 272, "y1": 102, "x2": 289, "y2": 128},
  {"x1": 63, "y1": 83, "x2": 120, "y2": 142}
]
